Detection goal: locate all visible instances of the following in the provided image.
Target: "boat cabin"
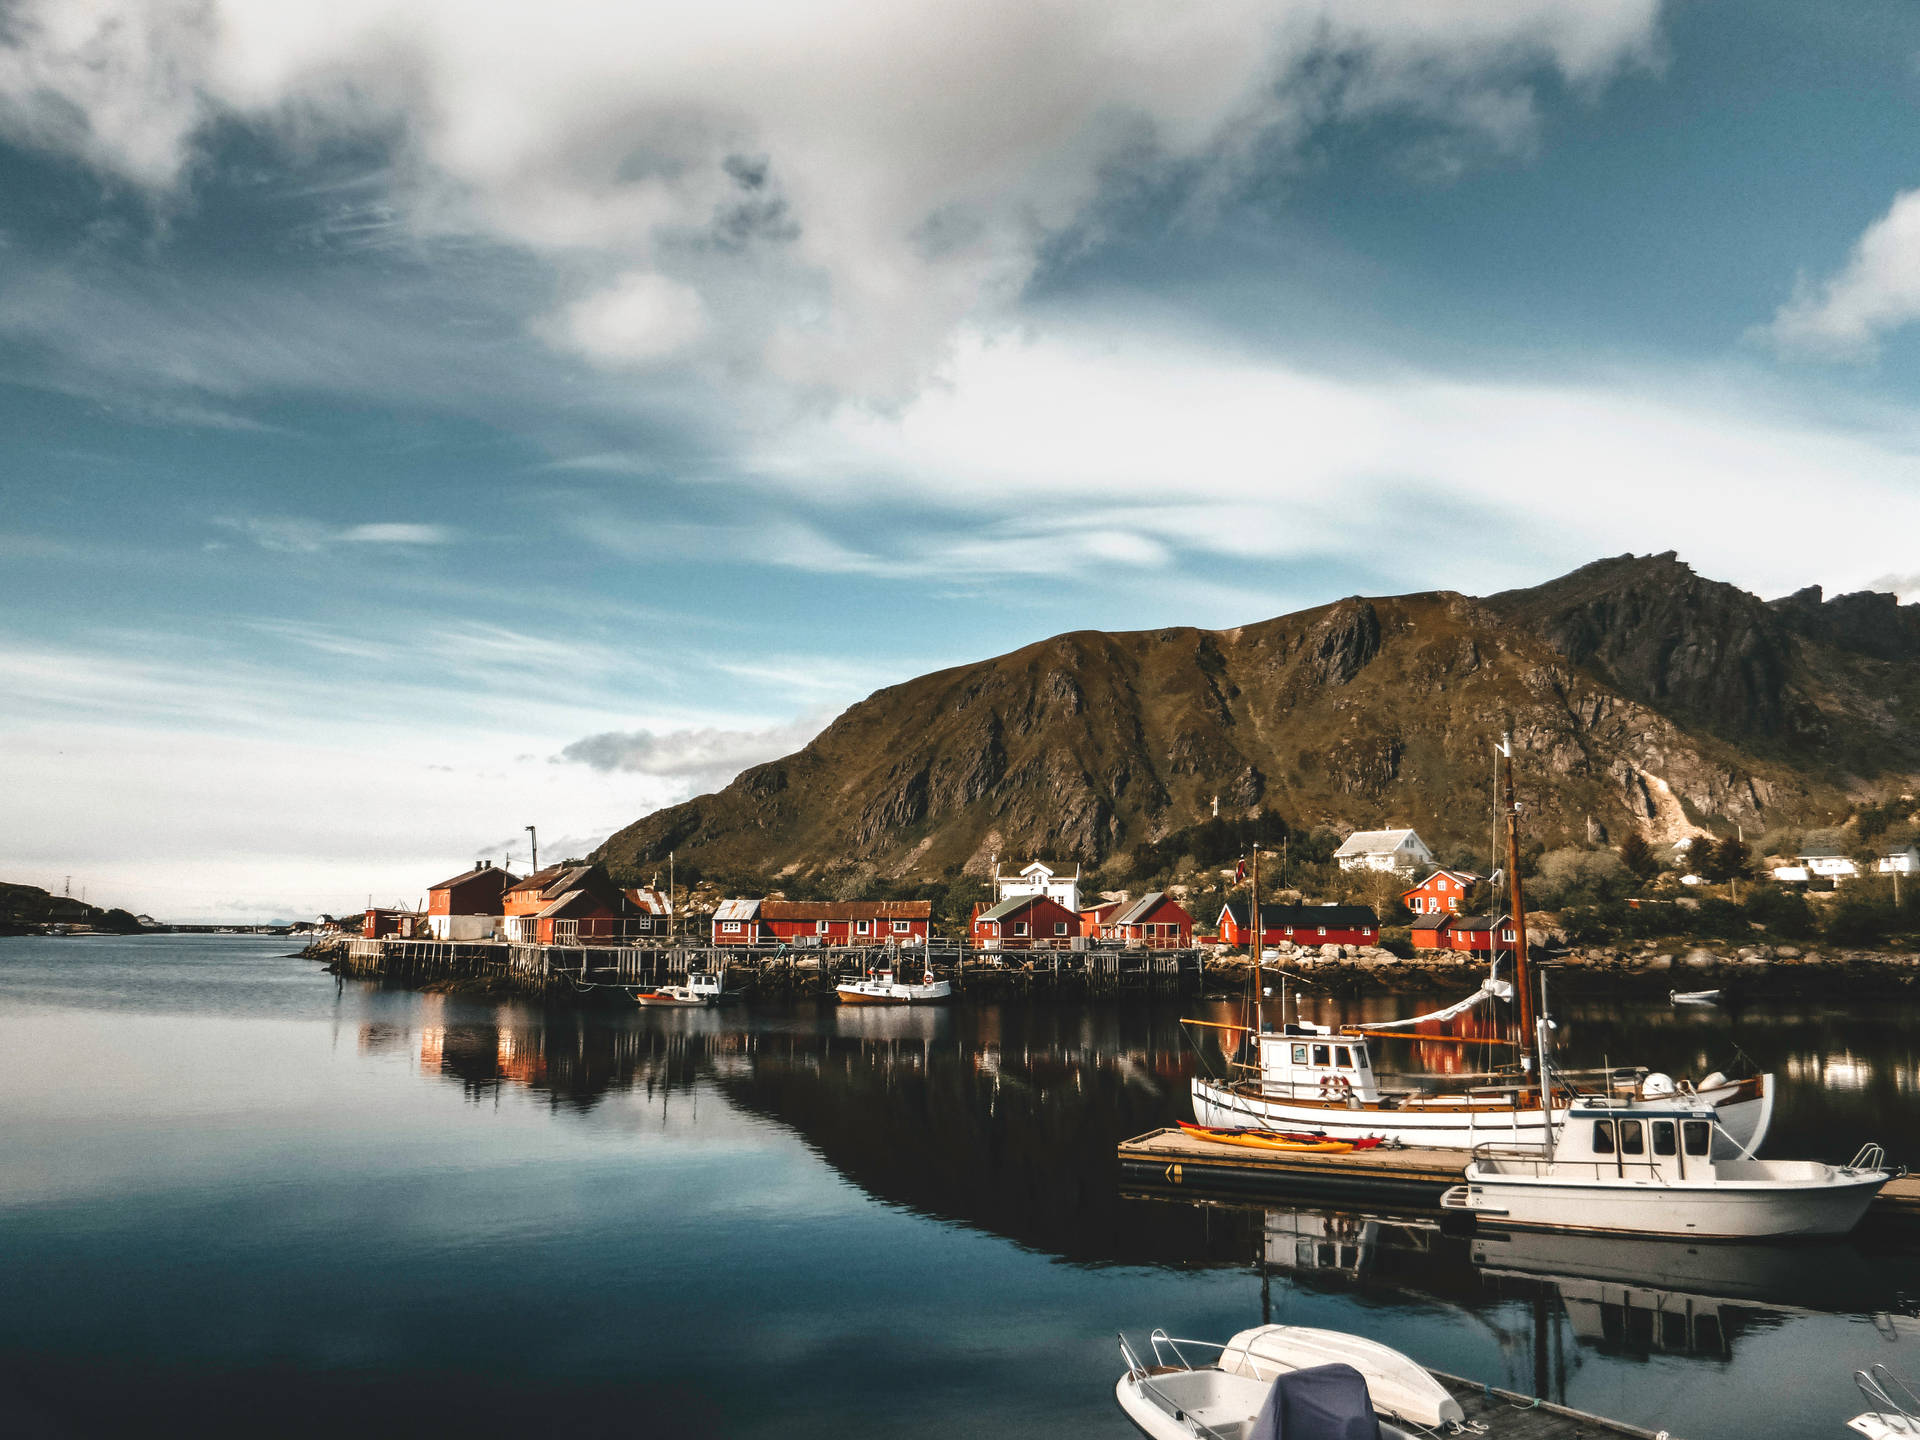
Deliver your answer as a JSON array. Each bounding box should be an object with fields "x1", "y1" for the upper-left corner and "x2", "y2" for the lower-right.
[
  {"x1": 1252, "y1": 1025, "x2": 1383, "y2": 1103},
  {"x1": 1485, "y1": 1101, "x2": 1723, "y2": 1182}
]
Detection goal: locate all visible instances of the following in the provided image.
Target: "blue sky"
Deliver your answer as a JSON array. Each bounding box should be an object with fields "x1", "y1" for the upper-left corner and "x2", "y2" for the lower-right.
[{"x1": 4, "y1": 0, "x2": 1920, "y2": 921}]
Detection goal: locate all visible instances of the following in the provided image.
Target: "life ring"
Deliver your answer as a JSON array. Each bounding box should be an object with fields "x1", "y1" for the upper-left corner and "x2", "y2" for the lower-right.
[{"x1": 1319, "y1": 1074, "x2": 1353, "y2": 1096}]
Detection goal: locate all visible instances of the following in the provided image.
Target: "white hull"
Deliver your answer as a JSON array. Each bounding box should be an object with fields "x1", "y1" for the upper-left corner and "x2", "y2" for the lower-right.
[
  {"x1": 1191, "y1": 1074, "x2": 1772, "y2": 1156},
  {"x1": 1446, "y1": 1169, "x2": 1886, "y2": 1239},
  {"x1": 835, "y1": 978, "x2": 952, "y2": 1005}
]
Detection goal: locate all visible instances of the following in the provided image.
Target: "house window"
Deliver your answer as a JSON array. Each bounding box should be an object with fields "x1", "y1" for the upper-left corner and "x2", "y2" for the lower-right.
[
  {"x1": 817, "y1": 920, "x2": 829, "y2": 935},
  {"x1": 856, "y1": 920, "x2": 871, "y2": 935},
  {"x1": 1013, "y1": 922, "x2": 1028, "y2": 936},
  {"x1": 892, "y1": 920, "x2": 910, "y2": 934},
  {"x1": 1054, "y1": 922, "x2": 1067, "y2": 936},
  {"x1": 1318, "y1": 927, "x2": 1327, "y2": 937},
  {"x1": 722, "y1": 922, "x2": 740, "y2": 933}
]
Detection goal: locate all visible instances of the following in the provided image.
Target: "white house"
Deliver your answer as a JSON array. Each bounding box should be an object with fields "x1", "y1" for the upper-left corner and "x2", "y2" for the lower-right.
[
  {"x1": 994, "y1": 860, "x2": 1081, "y2": 913},
  {"x1": 1878, "y1": 845, "x2": 1920, "y2": 876},
  {"x1": 1333, "y1": 829, "x2": 1435, "y2": 876},
  {"x1": 1798, "y1": 847, "x2": 1860, "y2": 882}
]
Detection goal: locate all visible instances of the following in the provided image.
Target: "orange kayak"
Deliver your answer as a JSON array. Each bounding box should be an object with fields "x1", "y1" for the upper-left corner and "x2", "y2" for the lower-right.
[{"x1": 1177, "y1": 1121, "x2": 1354, "y2": 1153}]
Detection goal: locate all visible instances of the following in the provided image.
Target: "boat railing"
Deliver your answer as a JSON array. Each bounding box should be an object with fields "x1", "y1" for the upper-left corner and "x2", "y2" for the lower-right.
[
  {"x1": 1856, "y1": 1364, "x2": 1920, "y2": 1430},
  {"x1": 1469, "y1": 1142, "x2": 1665, "y2": 1181},
  {"x1": 1117, "y1": 1332, "x2": 1242, "y2": 1440},
  {"x1": 1850, "y1": 1142, "x2": 1889, "y2": 1173}
]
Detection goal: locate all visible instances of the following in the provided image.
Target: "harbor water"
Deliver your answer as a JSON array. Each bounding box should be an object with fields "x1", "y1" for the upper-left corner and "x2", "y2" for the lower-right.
[{"x1": 3, "y1": 934, "x2": 1919, "y2": 1438}]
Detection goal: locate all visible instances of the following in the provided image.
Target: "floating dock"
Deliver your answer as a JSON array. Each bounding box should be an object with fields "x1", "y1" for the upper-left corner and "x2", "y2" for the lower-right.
[
  {"x1": 1116, "y1": 1126, "x2": 1920, "y2": 1223},
  {"x1": 1432, "y1": 1369, "x2": 1670, "y2": 1440}
]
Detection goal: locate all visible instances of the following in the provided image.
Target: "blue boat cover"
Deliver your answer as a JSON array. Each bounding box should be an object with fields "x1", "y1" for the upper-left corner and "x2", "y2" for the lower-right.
[{"x1": 1249, "y1": 1363, "x2": 1382, "y2": 1440}]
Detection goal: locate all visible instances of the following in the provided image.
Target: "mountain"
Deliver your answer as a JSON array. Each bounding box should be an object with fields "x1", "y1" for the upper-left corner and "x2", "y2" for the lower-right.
[{"x1": 596, "y1": 554, "x2": 1920, "y2": 884}]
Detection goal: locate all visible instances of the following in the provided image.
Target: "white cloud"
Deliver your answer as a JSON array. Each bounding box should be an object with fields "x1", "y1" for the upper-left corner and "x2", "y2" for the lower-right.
[
  {"x1": 1766, "y1": 188, "x2": 1920, "y2": 360},
  {"x1": 557, "y1": 714, "x2": 829, "y2": 791},
  {"x1": 745, "y1": 327, "x2": 1920, "y2": 601},
  {"x1": 220, "y1": 516, "x2": 451, "y2": 552},
  {"x1": 0, "y1": 0, "x2": 1662, "y2": 399},
  {"x1": 557, "y1": 271, "x2": 707, "y2": 365}
]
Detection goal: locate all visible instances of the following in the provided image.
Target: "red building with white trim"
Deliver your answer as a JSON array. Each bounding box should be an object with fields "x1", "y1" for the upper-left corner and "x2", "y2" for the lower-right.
[
  {"x1": 1216, "y1": 901, "x2": 1379, "y2": 949},
  {"x1": 1105, "y1": 891, "x2": 1195, "y2": 948},
  {"x1": 1400, "y1": 868, "x2": 1480, "y2": 917},
  {"x1": 973, "y1": 893, "x2": 1081, "y2": 949},
  {"x1": 759, "y1": 900, "x2": 932, "y2": 946}
]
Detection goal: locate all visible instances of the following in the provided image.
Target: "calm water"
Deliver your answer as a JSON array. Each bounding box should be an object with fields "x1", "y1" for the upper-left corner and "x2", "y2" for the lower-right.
[{"x1": 3, "y1": 937, "x2": 1920, "y2": 1438}]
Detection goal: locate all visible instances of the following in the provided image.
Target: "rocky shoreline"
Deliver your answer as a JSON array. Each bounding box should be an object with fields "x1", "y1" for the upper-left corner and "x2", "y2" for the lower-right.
[{"x1": 1206, "y1": 938, "x2": 1920, "y2": 999}]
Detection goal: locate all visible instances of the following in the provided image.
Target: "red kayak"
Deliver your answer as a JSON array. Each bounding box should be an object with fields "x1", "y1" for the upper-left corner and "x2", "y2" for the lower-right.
[{"x1": 1178, "y1": 1119, "x2": 1384, "y2": 1149}]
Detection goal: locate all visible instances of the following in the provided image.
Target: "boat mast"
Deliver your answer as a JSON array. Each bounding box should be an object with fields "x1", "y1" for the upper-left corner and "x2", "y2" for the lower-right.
[{"x1": 1498, "y1": 735, "x2": 1537, "y2": 1066}]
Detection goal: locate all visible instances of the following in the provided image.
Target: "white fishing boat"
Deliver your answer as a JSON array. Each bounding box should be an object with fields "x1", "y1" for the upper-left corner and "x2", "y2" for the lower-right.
[
  {"x1": 1671, "y1": 988, "x2": 1722, "y2": 1005},
  {"x1": 1440, "y1": 1099, "x2": 1893, "y2": 1239},
  {"x1": 1116, "y1": 1325, "x2": 1460, "y2": 1440},
  {"x1": 835, "y1": 956, "x2": 951, "y2": 1005},
  {"x1": 1189, "y1": 735, "x2": 1772, "y2": 1155},
  {"x1": 1850, "y1": 1364, "x2": 1920, "y2": 1438},
  {"x1": 635, "y1": 969, "x2": 724, "y2": 1007},
  {"x1": 1191, "y1": 1023, "x2": 1772, "y2": 1157}
]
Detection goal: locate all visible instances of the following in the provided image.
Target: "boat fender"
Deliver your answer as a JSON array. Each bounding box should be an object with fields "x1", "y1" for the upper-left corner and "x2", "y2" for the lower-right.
[
  {"x1": 1700, "y1": 1071, "x2": 1727, "y2": 1091},
  {"x1": 1640, "y1": 1072, "x2": 1676, "y2": 1099}
]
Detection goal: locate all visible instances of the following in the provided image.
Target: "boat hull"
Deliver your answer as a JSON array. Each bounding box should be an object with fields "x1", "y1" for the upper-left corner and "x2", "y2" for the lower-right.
[
  {"x1": 1447, "y1": 1170, "x2": 1889, "y2": 1239},
  {"x1": 835, "y1": 980, "x2": 952, "y2": 1005},
  {"x1": 1192, "y1": 1073, "x2": 1772, "y2": 1155}
]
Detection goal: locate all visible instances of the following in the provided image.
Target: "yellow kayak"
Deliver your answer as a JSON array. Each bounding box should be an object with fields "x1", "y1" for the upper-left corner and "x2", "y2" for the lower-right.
[{"x1": 1178, "y1": 1122, "x2": 1354, "y2": 1154}]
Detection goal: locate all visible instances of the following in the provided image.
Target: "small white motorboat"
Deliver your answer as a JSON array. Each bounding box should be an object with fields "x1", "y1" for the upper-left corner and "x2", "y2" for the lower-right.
[
  {"x1": 1115, "y1": 1325, "x2": 1461, "y2": 1440},
  {"x1": 835, "y1": 959, "x2": 951, "y2": 1005},
  {"x1": 1671, "y1": 988, "x2": 1722, "y2": 1005},
  {"x1": 1441, "y1": 1099, "x2": 1895, "y2": 1239},
  {"x1": 635, "y1": 969, "x2": 724, "y2": 1007},
  {"x1": 1849, "y1": 1363, "x2": 1920, "y2": 1438}
]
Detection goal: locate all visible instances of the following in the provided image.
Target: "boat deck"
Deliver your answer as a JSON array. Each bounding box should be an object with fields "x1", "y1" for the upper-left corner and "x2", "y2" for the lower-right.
[
  {"x1": 1116, "y1": 1127, "x2": 1920, "y2": 1223},
  {"x1": 1436, "y1": 1370, "x2": 1669, "y2": 1439}
]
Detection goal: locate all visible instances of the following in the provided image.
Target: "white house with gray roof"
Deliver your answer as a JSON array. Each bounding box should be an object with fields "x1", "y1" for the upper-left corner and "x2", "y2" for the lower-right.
[{"x1": 1333, "y1": 828, "x2": 1435, "y2": 876}]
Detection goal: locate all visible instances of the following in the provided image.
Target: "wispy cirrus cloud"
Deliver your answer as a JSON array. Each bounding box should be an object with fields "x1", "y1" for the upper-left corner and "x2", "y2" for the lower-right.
[
  {"x1": 556, "y1": 713, "x2": 831, "y2": 793},
  {"x1": 216, "y1": 516, "x2": 453, "y2": 553}
]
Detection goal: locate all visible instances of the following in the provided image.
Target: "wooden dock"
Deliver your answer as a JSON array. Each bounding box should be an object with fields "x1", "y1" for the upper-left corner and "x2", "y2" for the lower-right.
[
  {"x1": 1117, "y1": 1126, "x2": 1920, "y2": 1223},
  {"x1": 1434, "y1": 1370, "x2": 1671, "y2": 1439}
]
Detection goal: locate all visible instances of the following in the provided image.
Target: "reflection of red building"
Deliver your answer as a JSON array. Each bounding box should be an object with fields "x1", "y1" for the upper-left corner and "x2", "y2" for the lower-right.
[{"x1": 1217, "y1": 902, "x2": 1378, "y2": 948}]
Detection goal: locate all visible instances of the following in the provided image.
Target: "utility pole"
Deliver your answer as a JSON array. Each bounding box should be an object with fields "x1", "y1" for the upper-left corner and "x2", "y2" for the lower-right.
[
  {"x1": 525, "y1": 826, "x2": 538, "y2": 874},
  {"x1": 668, "y1": 850, "x2": 676, "y2": 945}
]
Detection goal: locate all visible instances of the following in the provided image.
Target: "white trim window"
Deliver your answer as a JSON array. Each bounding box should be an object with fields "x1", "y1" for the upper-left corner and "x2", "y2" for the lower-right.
[
  {"x1": 722, "y1": 921, "x2": 740, "y2": 934},
  {"x1": 1013, "y1": 921, "x2": 1028, "y2": 936},
  {"x1": 1054, "y1": 922, "x2": 1068, "y2": 936},
  {"x1": 892, "y1": 920, "x2": 911, "y2": 934},
  {"x1": 856, "y1": 919, "x2": 871, "y2": 935},
  {"x1": 817, "y1": 920, "x2": 829, "y2": 935}
]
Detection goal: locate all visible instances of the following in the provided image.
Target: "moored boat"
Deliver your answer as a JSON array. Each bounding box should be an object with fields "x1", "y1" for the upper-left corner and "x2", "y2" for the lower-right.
[
  {"x1": 635, "y1": 969, "x2": 724, "y2": 1007},
  {"x1": 1116, "y1": 1324, "x2": 1460, "y2": 1440},
  {"x1": 1440, "y1": 1100, "x2": 1894, "y2": 1239},
  {"x1": 835, "y1": 955, "x2": 951, "y2": 1005}
]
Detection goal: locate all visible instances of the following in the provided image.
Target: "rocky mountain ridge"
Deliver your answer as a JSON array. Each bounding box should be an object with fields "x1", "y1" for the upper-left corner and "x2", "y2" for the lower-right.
[{"x1": 596, "y1": 554, "x2": 1920, "y2": 885}]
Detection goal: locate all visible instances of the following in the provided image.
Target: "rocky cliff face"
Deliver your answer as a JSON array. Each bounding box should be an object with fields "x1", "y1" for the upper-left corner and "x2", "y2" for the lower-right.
[{"x1": 595, "y1": 555, "x2": 1920, "y2": 884}]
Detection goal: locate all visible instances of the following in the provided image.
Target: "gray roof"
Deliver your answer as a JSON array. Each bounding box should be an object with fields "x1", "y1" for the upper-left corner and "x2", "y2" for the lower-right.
[
  {"x1": 979, "y1": 893, "x2": 1068, "y2": 923},
  {"x1": 713, "y1": 898, "x2": 761, "y2": 922},
  {"x1": 1332, "y1": 828, "x2": 1424, "y2": 857},
  {"x1": 1112, "y1": 891, "x2": 1171, "y2": 926}
]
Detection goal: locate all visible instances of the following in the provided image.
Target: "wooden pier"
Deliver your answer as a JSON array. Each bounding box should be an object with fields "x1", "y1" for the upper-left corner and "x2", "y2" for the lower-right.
[
  {"x1": 1117, "y1": 1125, "x2": 1920, "y2": 1224},
  {"x1": 324, "y1": 936, "x2": 1205, "y2": 998},
  {"x1": 1432, "y1": 1370, "x2": 1671, "y2": 1440}
]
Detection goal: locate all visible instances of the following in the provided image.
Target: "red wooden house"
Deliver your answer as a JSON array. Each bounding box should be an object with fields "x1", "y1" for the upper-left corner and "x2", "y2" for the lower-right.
[
  {"x1": 712, "y1": 897, "x2": 764, "y2": 945},
  {"x1": 1105, "y1": 891, "x2": 1194, "y2": 949},
  {"x1": 501, "y1": 864, "x2": 646, "y2": 944},
  {"x1": 362, "y1": 907, "x2": 424, "y2": 939},
  {"x1": 1217, "y1": 901, "x2": 1379, "y2": 949},
  {"x1": 1434, "y1": 913, "x2": 1516, "y2": 960},
  {"x1": 973, "y1": 893, "x2": 1081, "y2": 949},
  {"x1": 426, "y1": 861, "x2": 518, "y2": 940},
  {"x1": 1400, "y1": 868, "x2": 1480, "y2": 917},
  {"x1": 758, "y1": 900, "x2": 932, "y2": 946},
  {"x1": 1078, "y1": 901, "x2": 1124, "y2": 938}
]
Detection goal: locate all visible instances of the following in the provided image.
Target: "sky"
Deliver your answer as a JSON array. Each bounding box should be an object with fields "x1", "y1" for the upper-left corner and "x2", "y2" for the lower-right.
[{"x1": 5, "y1": 1, "x2": 1920, "y2": 922}]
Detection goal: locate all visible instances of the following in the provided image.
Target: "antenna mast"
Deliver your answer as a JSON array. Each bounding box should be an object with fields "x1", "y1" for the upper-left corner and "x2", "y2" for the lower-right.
[{"x1": 1498, "y1": 734, "x2": 1536, "y2": 1065}]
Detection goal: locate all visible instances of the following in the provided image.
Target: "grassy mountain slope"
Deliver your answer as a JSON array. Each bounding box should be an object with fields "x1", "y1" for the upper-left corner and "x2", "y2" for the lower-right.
[{"x1": 597, "y1": 555, "x2": 1920, "y2": 886}]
